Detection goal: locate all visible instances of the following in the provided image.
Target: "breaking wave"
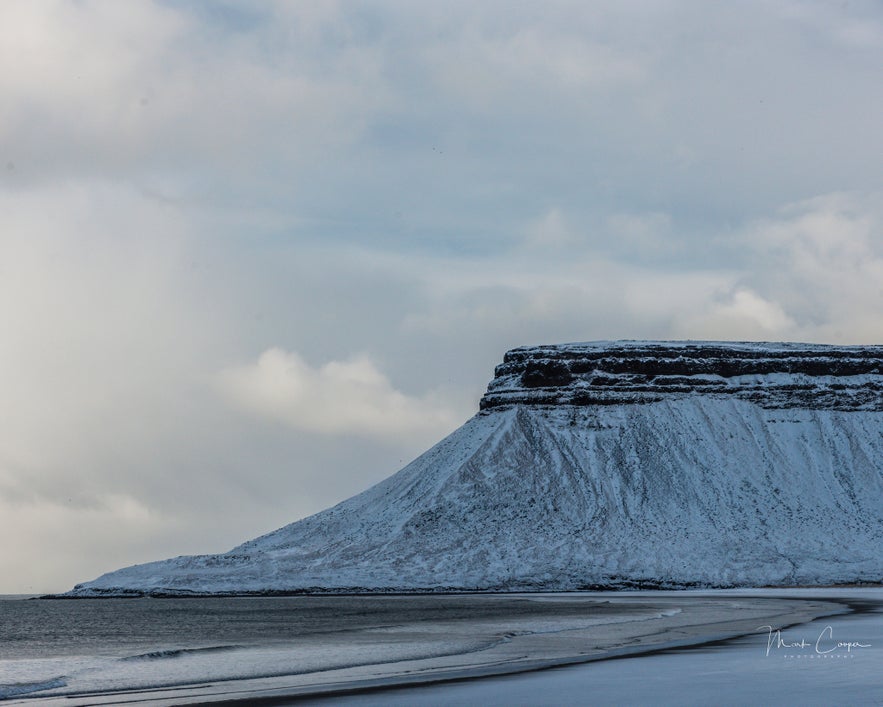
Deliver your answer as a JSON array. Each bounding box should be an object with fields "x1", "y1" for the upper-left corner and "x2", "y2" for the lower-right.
[
  {"x1": 121, "y1": 644, "x2": 241, "y2": 661},
  {"x1": 0, "y1": 677, "x2": 67, "y2": 699}
]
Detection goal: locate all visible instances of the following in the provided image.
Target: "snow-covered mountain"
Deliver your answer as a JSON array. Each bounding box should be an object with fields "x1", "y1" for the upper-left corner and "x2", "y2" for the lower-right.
[{"x1": 68, "y1": 341, "x2": 883, "y2": 595}]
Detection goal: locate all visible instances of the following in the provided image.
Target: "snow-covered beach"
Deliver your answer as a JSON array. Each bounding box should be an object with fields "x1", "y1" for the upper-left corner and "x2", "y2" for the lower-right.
[{"x1": 3, "y1": 589, "x2": 880, "y2": 706}]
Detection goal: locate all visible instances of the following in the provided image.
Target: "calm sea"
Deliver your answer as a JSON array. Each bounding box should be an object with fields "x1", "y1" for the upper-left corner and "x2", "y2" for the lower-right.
[{"x1": 0, "y1": 593, "x2": 629, "y2": 701}]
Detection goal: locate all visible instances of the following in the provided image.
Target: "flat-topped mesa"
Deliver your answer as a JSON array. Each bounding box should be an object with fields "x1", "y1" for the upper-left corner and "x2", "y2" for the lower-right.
[
  {"x1": 480, "y1": 341, "x2": 883, "y2": 412},
  {"x1": 65, "y1": 338, "x2": 883, "y2": 595}
]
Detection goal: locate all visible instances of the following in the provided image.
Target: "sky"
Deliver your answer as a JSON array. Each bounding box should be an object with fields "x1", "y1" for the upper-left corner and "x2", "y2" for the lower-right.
[{"x1": 1, "y1": 0, "x2": 881, "y2": 593}]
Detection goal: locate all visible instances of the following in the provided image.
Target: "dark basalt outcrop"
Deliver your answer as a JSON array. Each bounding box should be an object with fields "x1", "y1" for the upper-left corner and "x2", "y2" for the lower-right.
[{"x1": 480, "y1": 341, "x2": 883, "y2": 411}]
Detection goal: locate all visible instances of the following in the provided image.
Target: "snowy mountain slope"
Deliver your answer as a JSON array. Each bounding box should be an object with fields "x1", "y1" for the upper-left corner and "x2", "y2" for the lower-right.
[{"x1": 68, "y1": 341, "x2": 883, "y2": 595}]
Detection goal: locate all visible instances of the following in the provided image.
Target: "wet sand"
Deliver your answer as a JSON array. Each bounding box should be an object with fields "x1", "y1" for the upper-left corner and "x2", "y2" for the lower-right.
[{"x1": 308, "y1": 589, "x2": 883, "y2": 706}]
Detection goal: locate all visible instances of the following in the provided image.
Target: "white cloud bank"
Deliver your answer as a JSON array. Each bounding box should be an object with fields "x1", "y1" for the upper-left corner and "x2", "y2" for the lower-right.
[{"x1": 219, "y1": 349, "x2": 461, "y2": 445}]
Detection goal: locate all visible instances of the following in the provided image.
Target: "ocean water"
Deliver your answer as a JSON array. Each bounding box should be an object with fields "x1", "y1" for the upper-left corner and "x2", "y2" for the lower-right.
[
  {"x1": 0, "y1": 593, "x2": 653, "y2": 701},
  {"x1": 315, "y1": 589, "x2": 883, "y2": 707},
  {"x1": 2, "y1": 591, "x2": 880, "y2": 705}
]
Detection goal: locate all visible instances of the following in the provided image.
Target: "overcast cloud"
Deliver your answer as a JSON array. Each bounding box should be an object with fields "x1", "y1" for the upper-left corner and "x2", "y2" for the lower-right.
[{"x1": 1, "y1": 0, "x2": 881, "y2": 592}]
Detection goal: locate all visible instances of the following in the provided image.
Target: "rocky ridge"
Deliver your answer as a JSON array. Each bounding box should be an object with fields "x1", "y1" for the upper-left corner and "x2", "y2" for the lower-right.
[{"x1": 481, "y1": 341, "x2": 883, "y2": 411}]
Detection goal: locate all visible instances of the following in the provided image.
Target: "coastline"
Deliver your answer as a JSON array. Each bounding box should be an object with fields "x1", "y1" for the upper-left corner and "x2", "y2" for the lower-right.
[
  {"x1": 307, "y1": 589, "x2": 883, "y2": 707},
  {"x1": 4, "y1": 591, "x2": 856, "y2": 707},
  {"x1": 40, "y1": 578, "x2": 883, "y2": 600}
]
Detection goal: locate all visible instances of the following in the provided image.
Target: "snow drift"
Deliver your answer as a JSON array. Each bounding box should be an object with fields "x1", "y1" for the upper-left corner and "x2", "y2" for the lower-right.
[{"x1": 67, "y1": 341, "x2": 883, "y2": 595}]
